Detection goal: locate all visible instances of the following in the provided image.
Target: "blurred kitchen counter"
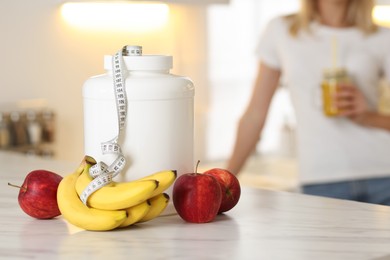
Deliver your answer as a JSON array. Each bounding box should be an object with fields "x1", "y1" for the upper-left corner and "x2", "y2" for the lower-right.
[{"x1": 201, "y1": 155, "x2": 299, "y2": 192}]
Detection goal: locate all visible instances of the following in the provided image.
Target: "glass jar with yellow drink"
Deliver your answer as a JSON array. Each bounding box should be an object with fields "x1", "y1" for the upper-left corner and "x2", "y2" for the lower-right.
[{"x1": 321, "y1": 68, "x2": 350, "y2": 116}]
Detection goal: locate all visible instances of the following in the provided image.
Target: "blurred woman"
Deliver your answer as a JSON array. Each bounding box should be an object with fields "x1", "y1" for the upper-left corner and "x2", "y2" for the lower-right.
[{"x1": 228, "y1": 0, "x2": 390, "y2": 204}]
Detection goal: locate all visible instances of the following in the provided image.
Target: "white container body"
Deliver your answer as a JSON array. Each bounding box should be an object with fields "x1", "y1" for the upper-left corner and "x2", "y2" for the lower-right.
[{"x1": 83, "y1": 54, "x2": 194, "y2": 214}]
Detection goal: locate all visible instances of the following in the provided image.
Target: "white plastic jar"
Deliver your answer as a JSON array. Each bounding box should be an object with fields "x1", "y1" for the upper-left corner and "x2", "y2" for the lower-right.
[{"x1": 83, "y1": 46, "x2": 194, "y2": 213}]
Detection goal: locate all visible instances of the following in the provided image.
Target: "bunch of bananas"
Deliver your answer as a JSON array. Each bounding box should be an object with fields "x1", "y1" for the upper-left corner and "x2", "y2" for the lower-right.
[{"x1": 57, "y1": 156, "x2": 177, "y2": 231}]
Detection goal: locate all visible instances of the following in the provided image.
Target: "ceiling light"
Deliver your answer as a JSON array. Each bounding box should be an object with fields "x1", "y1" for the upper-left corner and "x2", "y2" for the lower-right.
[{"x1": 61, "y1": 2, "x2": 169, "y2": 32}]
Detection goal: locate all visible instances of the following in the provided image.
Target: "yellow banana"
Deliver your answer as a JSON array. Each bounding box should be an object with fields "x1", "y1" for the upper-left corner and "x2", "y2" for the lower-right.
[
  {"x1": 138, "y1": 193, "x2": 170, "y2": 223},
  {"x1": 57, "y1": 162, "x2": 127, "y2": 231},
  {"x1": 118, "y1": 201, "x2": 151, "y2": 228},
  {"x1": 137, "y1": 170, "x2": 177, "y2": 197},
  {"x1": 75, "y1": 169, "x2": 159, "y2": 210}
]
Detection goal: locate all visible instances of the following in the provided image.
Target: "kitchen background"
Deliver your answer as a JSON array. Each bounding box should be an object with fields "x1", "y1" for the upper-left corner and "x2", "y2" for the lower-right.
[{"x1": 1, "y1": 0, "x2": 390, "y2": 189}]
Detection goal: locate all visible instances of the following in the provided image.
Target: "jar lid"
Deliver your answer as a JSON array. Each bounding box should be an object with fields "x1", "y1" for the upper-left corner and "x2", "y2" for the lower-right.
[{"x1": 104, "y1": 55, "x2": 173, "y2": 71}]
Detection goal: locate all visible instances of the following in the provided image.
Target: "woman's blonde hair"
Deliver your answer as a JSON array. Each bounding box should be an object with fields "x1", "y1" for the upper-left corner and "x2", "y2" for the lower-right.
[{"x1": 288, "y1": 0, "x2": 377, "y2": 36}]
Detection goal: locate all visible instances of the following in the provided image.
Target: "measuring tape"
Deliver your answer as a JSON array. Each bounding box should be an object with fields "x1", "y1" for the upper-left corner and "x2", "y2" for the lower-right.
[{"x1": 80, "y1": 46, "x2": 142, "y2": 205}]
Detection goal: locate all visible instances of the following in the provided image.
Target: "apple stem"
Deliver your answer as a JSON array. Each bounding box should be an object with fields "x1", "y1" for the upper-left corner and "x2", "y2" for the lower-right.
[
  {"x1": 8, "y1": 182, "x2": 27, "y2": 191},
  {"x1": 195, "y1": 160, "x2": 200, "y2": 173}
]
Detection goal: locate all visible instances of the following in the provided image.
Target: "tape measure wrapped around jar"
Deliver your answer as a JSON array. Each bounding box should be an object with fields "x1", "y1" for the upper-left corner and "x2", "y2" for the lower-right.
[{"x1": 82, "y1": 46, "x2": 194, "y2": 215}]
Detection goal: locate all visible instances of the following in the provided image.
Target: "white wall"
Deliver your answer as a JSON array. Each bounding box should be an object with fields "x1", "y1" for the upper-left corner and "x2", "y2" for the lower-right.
[{"x1": 0, "y1": 0, "x2": 209, "y2": 163}]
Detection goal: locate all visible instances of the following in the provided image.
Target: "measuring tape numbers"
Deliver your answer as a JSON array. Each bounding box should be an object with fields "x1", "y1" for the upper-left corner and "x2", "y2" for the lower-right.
[{"x1": 80, "y1": 46, "x2": 140, "y2": 205}]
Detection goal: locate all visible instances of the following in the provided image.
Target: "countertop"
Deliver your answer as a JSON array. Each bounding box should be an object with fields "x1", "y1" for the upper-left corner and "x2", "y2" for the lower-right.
[{"x1": 2, "y1": 152, "x2": 390, "y2": 259}]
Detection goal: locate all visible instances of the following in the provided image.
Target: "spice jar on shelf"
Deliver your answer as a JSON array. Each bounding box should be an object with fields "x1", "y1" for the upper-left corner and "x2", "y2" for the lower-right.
[
  {"x1": 10, "y1": 111, "x2": 28, "y2": 147},
  {"x1": 0, "y1": 112, "x2": 11, "y2": 149},
  {"x1": 26, "y1": 110, "x2": 42, "y2": 146},
  {"x1": 41, "y1": 109, "x2": 55, "y2": 143}
]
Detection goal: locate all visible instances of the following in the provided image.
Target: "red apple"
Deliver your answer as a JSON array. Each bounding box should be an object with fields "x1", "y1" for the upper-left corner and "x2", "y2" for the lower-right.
[
  {"x1": 8, "y1": 170, "x2": 63, "y2": 219},
  {"x1": 204, "y1": 168, "x2": 241, "y2": 214},
  {"x1": 173, "y1": 164, "x2": 222, "y2": 223}
]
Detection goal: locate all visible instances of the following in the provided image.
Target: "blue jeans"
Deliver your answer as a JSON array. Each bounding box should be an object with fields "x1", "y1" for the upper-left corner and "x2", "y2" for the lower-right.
[{"x1": 302, "y1": 176, "x2": 390, "y2": 206}]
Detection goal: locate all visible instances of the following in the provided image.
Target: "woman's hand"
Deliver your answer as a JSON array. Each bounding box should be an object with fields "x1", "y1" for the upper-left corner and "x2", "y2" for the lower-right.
[
  {"x1": 334, "y1": 84, "x2": 390, "y2": 131},
  {"x1": 334, "y1": 84, "x2": 371, "y2": 122}
]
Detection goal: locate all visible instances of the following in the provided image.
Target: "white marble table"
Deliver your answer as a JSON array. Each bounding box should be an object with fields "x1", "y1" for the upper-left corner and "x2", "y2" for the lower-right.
[{"x1": 2, "y1": 152, "x2": 390, "y2": 259}]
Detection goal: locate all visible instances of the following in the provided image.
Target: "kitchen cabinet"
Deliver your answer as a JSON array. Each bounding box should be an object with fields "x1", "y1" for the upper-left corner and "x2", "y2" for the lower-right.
[
  {"x1": 66, "y1": 0, "x2": 230, "y2": 4},
  {"x1": 2, "y1": 151, "x2": 390, "y2": 259},
  {"x1": 377, "y1": 0, "x2": 390, "y2": 4}
]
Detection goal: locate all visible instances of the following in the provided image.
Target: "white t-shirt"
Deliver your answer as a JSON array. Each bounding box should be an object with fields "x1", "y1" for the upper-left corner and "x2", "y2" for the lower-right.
[{"x1": 257, "y1": 16, "x2": 390, "y2": 184}]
